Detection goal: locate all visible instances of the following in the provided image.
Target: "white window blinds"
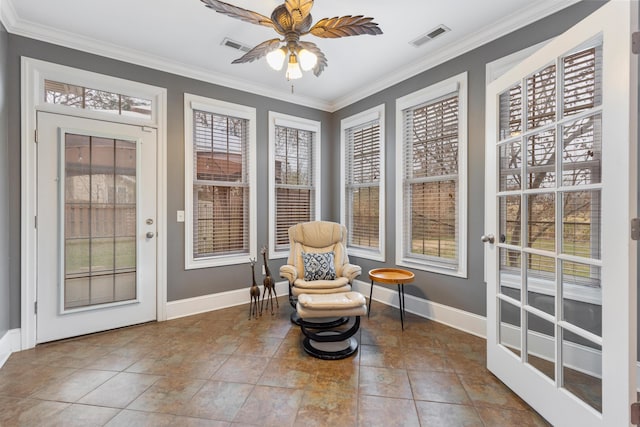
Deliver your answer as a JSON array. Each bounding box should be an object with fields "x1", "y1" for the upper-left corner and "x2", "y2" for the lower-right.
[
  {"x1": 345, "y1": 120, "x2": 381, "y2": 253},
  {"x1": 192, "y1": 109, "x2": 249, "y2": 257},
  {"x1": 273, "y1": 125, "x2": 316, "y2": 251}
]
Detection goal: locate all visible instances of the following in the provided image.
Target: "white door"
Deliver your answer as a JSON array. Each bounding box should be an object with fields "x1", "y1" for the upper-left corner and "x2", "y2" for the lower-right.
[
  {"x1": 36, "y1": 112, "x2": 157, "y2": 343},
  {"x1": 485, "y1": 2, "x2": 636, "y2": 426}
]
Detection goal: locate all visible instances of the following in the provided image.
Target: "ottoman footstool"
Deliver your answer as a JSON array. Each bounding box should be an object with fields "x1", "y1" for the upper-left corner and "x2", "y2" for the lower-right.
[{"x1": 296, "y1": 291, "x2": 368, "y2": 360}]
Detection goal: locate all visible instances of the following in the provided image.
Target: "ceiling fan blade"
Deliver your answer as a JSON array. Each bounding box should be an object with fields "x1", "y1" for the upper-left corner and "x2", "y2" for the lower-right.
[
  {"x1": 231, "y1": 39, "x2": 282, "y2": 64},
  {"x1": 285, "y1": 0, "x2": 314, "y2": 27},
  {"x1": 201, "y1": 0, "x2": 275, "y2": 29},
  {"x1": 309, "y1": 15, "x2": 383, "y2": 38},
  {"x1": 297, "y1": 41, "x2": 327, "y2": 77}
]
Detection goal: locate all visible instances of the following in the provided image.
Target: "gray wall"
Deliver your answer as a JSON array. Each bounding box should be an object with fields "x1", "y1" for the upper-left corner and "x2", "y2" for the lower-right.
[
  {"x1": 332, "y1": 0, "x2": 607, "y2": 317},
  {"x1": 5, "y1": 36, "x2": 330, "y2": 328},
  {"x1": 0, "y1": 22, "x2": 9, "y2": 337}
]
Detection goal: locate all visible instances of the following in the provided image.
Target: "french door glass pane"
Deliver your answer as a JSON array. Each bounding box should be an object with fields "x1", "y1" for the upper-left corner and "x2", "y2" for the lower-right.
[
  {"x1": 526, "y1": 254, "x2": 555, "y2": 315},
  {"x1": 64, "y1": 134, "x2": 137, "y2": 310},
  {"x1": 499, "y1": 248, "x2": 521, "y2": 301},
  {"x1": 499, "y1": 299, "x2": 521, "y2": 358},
  {"x1": 527, "y1": 193, "x2": 555, "y2": 250},
  {"x1": 526, "y1": 130, "x2": 555, "y2": 189},
  {"x1": 499, "y1": 141, "x2": 521, "y2": 191},
  {"x1": 499, "y1": 195, "x2": 521, "y2": 246},
  {"x1": 561, "y1": 114, "x2": 602, "y2": 186},
  {"x1": 498, "y1": 84, "x2": 522, "y2": 140},
  {"x1": 562, "y1": 190, "x2": 601, "y2": 259},
  {"x1": 526, "y1": 312, "x2": 555, "y2": 381},
  {"x1": 562, "y1": 47, "x2": 601, "y2": 117},
  {"x1": 526, "y1": 63, "x2": 556, "y2": 130},
  {"x1": 562, "y1": 329, "x2": 602, "y2": 412},
  {"x1": 562, "y1": 260, "x2": 601, "y2": 337}
]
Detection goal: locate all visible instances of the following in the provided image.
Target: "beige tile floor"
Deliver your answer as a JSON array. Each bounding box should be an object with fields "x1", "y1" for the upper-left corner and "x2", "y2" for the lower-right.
[{"x1": 0, "y1": 298, "x2": 550, "y2": 426}]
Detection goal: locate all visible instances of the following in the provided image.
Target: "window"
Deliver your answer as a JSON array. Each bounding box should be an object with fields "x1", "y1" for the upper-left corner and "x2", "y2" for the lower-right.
[
  {"x1": 45, "y1": 80, "x2": 152, "y2": 119},
  {"x1": 396, "y1": 73, "x2": 467, "y2": 276},
  {"x1": 341, "y1": 105, "x2": 385, "y2": 261},
  {"x1": 184, "y1": 94, "x2": 256, "y2": 269},
  {"x1": 268, "y1": 112, "x2": 321, "y2": 258}
]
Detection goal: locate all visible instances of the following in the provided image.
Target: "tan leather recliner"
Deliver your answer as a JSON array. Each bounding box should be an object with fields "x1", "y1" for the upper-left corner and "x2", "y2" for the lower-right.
[{"x1": 280, "y1": 221, "x2": 362, "y2": 311}]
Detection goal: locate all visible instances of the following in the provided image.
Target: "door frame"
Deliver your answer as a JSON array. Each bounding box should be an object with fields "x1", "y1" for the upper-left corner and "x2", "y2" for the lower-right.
[{"x1": 20, "y1": 57, "x2": 168, "y2": 349}]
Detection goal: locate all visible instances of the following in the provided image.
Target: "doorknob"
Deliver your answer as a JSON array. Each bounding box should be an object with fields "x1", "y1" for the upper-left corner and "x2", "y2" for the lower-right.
[
  {"x1": 481, "y1": 234, "x2": 495, "y2": 244},
  {"x1": 146, "y1": 232, "x2": 155, "y2": 239}
]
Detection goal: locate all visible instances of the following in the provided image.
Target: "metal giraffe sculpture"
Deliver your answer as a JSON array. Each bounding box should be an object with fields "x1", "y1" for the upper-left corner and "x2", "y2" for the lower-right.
[
  {"x1": 249, "y1": 258, "x2": 261, "y2": 319},
  {"x1": 260, "y1": 246, "x2": 278, "y2": 315}
]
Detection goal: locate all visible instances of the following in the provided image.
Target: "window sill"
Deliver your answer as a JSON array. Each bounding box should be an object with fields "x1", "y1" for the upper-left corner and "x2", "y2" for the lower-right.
[
  {"x1": 348, "y1": 247, "x2": 385, "y2": 262},
  {"x1": 185, "y1": 253, "x2": 251, "y2": 270},
  {"x1": 396, "y1": 258, "x2": 467, "y2": 279}
]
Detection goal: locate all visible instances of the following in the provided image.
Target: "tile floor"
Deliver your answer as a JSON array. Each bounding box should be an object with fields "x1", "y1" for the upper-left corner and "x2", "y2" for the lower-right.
[{"x1": 0, "y1": 298, "x2": 550, "y2": 426}]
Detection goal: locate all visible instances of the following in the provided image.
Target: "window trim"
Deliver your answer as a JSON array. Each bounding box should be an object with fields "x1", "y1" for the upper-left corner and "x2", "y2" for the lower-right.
[
  {"x1": 184, "y1": 93, "x2": 257, "y2": 269},
  {"x1": 395, "y1": 72, "x2": 468, "y2": 277},
  {"x1": 268, "y1": 111, "x2": 321, "y2": 260},
  {"x1": 340, "y1": 104, "x2": 386, "y2": 261}
]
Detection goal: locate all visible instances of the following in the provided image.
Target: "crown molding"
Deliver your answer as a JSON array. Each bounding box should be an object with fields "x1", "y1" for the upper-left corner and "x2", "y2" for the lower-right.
[
  {"x1": 0, "y1": 0, "x2": 17, "y2": 30},
  {"x1": 0, "y1": 0, "x2": 331, "y2": 111},
  {"x1": 2, "y1": 0, "x2": 581, "y2": 113},
  {"x1": 329, "y1": 0, "x2": 582, "y2": 111}
]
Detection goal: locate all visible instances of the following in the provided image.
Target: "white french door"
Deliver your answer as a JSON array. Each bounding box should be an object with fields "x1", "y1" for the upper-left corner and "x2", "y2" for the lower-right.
[
  {"x1": 36, "y1": 112, "x2": 157, "y2": 343},
  {"x1": 485, "y1": 2, "x2": 636, "y2": 426}
]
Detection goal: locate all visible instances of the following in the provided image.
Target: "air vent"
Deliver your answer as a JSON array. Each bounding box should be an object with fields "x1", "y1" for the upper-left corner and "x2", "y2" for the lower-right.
[
  {"x1": 221, "y1": 37, "x2": 251, "y2": 53},
  {"x1": 410, "y1": 25, "x2": 450, "y2": 47}
]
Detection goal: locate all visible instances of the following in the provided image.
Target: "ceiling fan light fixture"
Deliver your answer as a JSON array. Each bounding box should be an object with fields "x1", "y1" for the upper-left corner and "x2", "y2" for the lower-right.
[
  {"x1": 298, "y1": 48, "x2": 317, "y2": 71},
  {"x1": 286, "y1": 54, "x2": 303, "y2": 80},
  {"x1": 266, "y1": 47, "x2": 286, "y2": 70},
  {"x1": 201, "y1": 0, "x2": 382, "y2": 80}
]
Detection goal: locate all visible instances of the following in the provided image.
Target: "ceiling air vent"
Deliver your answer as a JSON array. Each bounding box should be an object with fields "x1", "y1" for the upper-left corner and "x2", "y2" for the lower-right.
[
  {"x1": 221, "y1": 37, "x2": 251, "y2": 53},
  {"x1": 410, "y1": 25, "x2": 450, "y2": 47}
]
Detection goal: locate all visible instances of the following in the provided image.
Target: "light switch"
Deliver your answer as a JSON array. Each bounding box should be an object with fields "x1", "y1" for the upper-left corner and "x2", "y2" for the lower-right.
[{"x1": 177, "y1": 210, "x2": 185, "y2": 222}]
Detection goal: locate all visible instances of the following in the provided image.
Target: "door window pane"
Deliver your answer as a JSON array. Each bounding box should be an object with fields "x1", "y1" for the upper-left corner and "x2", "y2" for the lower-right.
[
  {"x1": 526, "y1": 312, "x2": 555, "y2": 381},
  {"x1": 562, "y1": 190, "x2": 601, "y2": 259},
  {"x1": 562, "y1": 261, "x2": 601, "y2": 337},
  {"x1": 499, "y1": 247, "x2": 521, "y2": 301},
  {"x1": 526, "y1": 64, "x2": 556, "y2": 130},
  {"x1": 562, "y1": 329, "x2": 601, "y2": 412},
  {"x1": 526, "y1": 130, "x2": 555, "y2": 189},
  {"x1": 499, "y1": 195, "x2": 521, "y2": 246},
  {"x1": 563, "y1": 47, "x2": 601, "y2": 117},
  {"x1": 527, "y1": 193, "x2": 555, "y2": 251},
  {"x1": 562, "y1": 114, "x2": 601, "y2": 186},
  {"x1": 499, "y1": 84, "x2": 522, "y2": 140},
  {"x1": 499, "y1": 140, "x2": 521, "y2": 191},
  {"x1": 499, "y1": 299, "x2": 521, "y2": 358},
  {"x1": 526, "y1": 254, "x2": 555, "y2": 315},
  {"x1": 64, "y1": 134, "x2": 137, "y2": 309}
]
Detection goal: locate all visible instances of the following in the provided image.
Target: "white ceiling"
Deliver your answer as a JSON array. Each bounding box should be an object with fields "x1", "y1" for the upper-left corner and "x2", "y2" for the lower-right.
[{"x1": 1, "y1": 0, "x2": 580, "y2": 111}]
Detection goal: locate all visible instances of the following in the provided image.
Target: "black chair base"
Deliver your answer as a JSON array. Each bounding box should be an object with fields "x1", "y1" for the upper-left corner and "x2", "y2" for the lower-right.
[
  {"x1": 299, "y1": 316, "x2": 361, "y2": 360},
  {"x1": 302, "y1": 336, "x2": 358, "y2": 360},
  {"x1": 290, "y1": 311, "x2": 348, "y2": 328}
]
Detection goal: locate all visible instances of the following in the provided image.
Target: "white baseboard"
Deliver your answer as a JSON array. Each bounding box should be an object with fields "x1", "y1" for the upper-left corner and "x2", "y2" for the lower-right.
[
  {"x1": 0, "y1": 329, "x2": 21, "y2": 368},
  {"x1": 352, "y1": 279, "x2": 486, "y2": 338},
  {"x1": 166, "y1": 281, "x2": 289, "y2": 320}
]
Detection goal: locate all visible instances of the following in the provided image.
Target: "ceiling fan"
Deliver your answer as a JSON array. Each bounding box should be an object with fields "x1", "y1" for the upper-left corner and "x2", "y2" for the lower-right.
[{"x1": 201, "y1": 0, "x2": 383, "y2": 80}]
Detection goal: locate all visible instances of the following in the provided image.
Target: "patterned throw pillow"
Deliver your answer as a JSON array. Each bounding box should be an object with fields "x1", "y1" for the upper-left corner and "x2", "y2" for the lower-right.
[{"x1": 302, "y1": 251, "x2": 337, "y2": 281}]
